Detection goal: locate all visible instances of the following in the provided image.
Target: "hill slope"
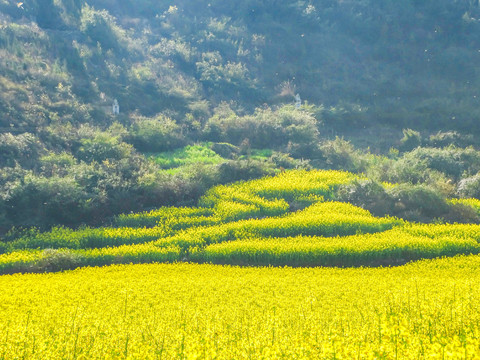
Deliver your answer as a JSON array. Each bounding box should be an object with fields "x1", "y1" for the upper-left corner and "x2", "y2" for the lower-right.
[
  {"x1": 3, "y1": 0, "x2": 480, "y2": 234},
  {"x1": 1, "y1": 0, "x2": 480, "y2": 130}
]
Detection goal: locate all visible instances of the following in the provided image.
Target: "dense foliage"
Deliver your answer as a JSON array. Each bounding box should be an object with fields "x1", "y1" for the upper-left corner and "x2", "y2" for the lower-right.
[
  {"x1": 3, "y1": 0, "x2": 480, "y2": 128},
  {"x1": 2, "y1": 0, "x2": 480, "y2": 234}
]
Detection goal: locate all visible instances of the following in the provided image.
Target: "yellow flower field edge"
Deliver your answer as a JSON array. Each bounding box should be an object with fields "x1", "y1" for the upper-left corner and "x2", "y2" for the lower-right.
[
  {"x1": 0, "y1": 245, "x2": 181, "y2": 274},
  {"x1": 194, "y1": 224, "x2": 480, "y2": 267},
  {"x1": 2, "y1": 199, "x2": 398, "y2": 257},
  {"x1": 155, "y1": 201, "x2": 402, "y2": 249},
  {"x1": 3, "y1": 223, "x2": 480, "y2": 273},
  {"x1": 4, "y1": 226, "x2": 168, "y2": 253},
  {"x1": 449, "y1": 198, "x2": 480, "y2": 216},
  {"x1": 115, "y1": 169, "x2": 358, "y2": 227},
  {"x1": 1, "y1": 256, "x2": 480, "y2": 359},
  {"x1": 114, "y1": 207, "x2": 215, "y2": 228}
]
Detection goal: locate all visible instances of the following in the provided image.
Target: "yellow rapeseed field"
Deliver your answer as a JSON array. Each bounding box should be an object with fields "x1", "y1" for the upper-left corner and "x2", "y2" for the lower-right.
[
  {"x1": 1, "y1": 257, "x2": 480, "y2": 359},
  {"x1": 3, "y1": 170, "x2": 480, "y2": 358}
]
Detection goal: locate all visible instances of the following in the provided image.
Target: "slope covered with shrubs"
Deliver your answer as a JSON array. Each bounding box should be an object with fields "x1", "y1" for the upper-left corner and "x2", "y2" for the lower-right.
[{"x1": 3, "y1": 0, "x2": 480, "y2": 234}]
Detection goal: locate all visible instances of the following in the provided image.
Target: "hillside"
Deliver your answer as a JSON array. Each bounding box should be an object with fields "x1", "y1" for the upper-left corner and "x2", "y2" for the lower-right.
[
  {"x1": 3, "y1": 0, "x2": 480, "y2": 234},
  {"x1": 2, "y1": 0, "x2": 480, "y2": 130}
]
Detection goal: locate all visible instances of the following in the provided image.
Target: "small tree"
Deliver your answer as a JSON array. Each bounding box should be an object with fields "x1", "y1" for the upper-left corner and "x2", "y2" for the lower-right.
[{"x1": 399, "y1": 128, "x2": 421, "y2": 152}]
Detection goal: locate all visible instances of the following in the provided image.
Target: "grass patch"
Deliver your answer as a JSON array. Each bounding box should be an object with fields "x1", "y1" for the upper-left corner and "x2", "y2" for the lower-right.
[
  {"x1": 239, "y1": 148, "x2": 273, "y2": 160},
  {"x1": 148, "y1": 143, "x2": 224, "y2": 169}
]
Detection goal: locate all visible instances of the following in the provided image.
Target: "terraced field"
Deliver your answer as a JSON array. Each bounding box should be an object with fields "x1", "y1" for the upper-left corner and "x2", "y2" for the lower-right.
[
  {"x1": 2, "y1": 169, "x2": 480, "y2": 358},
  {"x1": 2, "y1": 169, "x2": 480, "y2": 273}
]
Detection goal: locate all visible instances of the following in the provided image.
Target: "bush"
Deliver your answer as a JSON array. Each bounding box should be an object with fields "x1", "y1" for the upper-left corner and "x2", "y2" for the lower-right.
[
  {"x1": 399, "y1": 128, "x2": 421, "y2": 152},
  {"x1": 80, "y1": 5, "x2": 124, "y2": 50},
  {"x1": 40, "y1": 152, "x2": 77, "y2": 176},
  {"x1": 277, "y1": 106, "x2": 319, "y2": 145},
  {"x1": 269, "y1": 152, "x2": 311, "y2": 170},
  {"x1": 380, "y1": 156, "x2": 448, "y2": 187},
  {"x1": 204, "y1": 110, "x2": 271, "y2": 146},
  {"x1": 35, "y1": 0, "x2": 64, "y2": 29},
  {"x1": 441, "y1": 203, "x2": 480, "y2": 224},
  {"x1": 33, "y1": 249, "x2": 85, "y2": 272},
  {"x1": 3, "y1": 174, "x2": 89, "y2": 227},
  {"x1": 76, "y1": 133, "x2": 133, "y2": 163},
  {"x1": 336, "y1": 180, "x2": 394, "y2": 217},
  {"x1": 322, "y1": 102, "x2": 369, "y2": 130},
  {"x1": 128, "y1": 115, "x2": 185, "y2": 152},
  {"x1": 210, "y1": 142, "x2": 240, "y2": 159},
  {"x1": 401, "y1": 146, "x2": 480, "y2": 180},
  {"x1": 387, "y1": 184, "x2": 450, "y2": 221},
  {"x1": 203, "y1": 105, "x2": 319, "y2": 152},
  {"x1": 0, "y1": 133, "x2": 43, "y2": 168},
  {"x1": 318, "y1": 137, "x2": 369, "y2": 172},
  {"x1": 0, "y1": 241, "x2": 6, "y2": 254},
  {"x1": 217, "y1": 160, "x2": 276, "y2": 184},
  {"x1": 336, "y1": 180, "x2": 462, "y2": 223},
  {"x1": 428, "y1": 131, "x2": 475, "y2": 148},
  {"x1": 457, "y1": 174, "x2": 480, "y2": 199}
]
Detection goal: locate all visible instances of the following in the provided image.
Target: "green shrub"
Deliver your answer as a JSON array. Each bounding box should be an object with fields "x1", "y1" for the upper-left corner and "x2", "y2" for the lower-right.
[
  {"x1": 76, "y1": 133, "x2": 133, "y2": 163},
  {"x1": 0, "y1": 133, "x2": 43, "y2": 168},
  {"x1": 36, "y1": 0, "x2": 64, "y2": 29},
  {"x1": 319, "y1": 137, "x2": 369, "y2": 172},
  {"x1": 40, "y1": 152, "x2": 76, "y2": 176},
  {"x1": 217, "y1": 160, "x2": 276, "y2": 183},
  {"x1": 210, "y1": 142, "x2": 240, "y2": 159},
  {"x1": 457, "y1": 174, "x2": 480, "y2": 199},
  {"x1": 33, "y1": 249, "x2": 85, "y2": 272},
  {"x1": 80, "y1": 5, "x2": 124, "y2": 50},
  {"x1": 269, "y1": 152, "x2": 311, "y2": 170},
  {"x1": 380, "y1": 156, "x2": 450, "y2": 187},
  {"x1": 441, "y1": 203, "x2": 480, "y2": 224},
  {"x1": 4, "y1": 174, "x2": 88, "y2": 227},
  {"x1": 0, "y1": 241, "x2": 7, "y2": 254},
  {"x1": 428, "y1": 131, "x2": 475, "y2": 148},
  {"x1": 203, "y1": 106, "x2": 319, "y2": 152},
  {"x1": 388, "y1": 184, "x2": 449, "y2": 221},
  {"x1": 402, "y1": 146, "x2": 480, "y2": 180},
  {"x1": 399, "y1": 128, "x2": 422, "y2": 152},
  {"x1": 128, "y1": 115, "x2": 185, "y2": 152},
  {"x1": 336, "y1": 180, "x2": 394, "y2": 217}
]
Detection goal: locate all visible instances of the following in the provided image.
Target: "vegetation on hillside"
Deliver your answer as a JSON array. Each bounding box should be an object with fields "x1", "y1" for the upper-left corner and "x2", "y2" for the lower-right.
[{"x1": 2, "y1": 0, "x2": 480, "y2": 236}]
